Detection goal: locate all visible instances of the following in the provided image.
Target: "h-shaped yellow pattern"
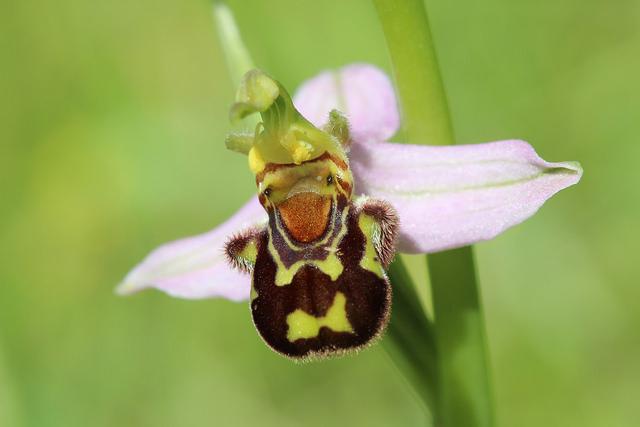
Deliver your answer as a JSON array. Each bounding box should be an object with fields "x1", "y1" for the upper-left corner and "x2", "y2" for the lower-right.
[{"x1": 286, "y1": 292, "x2": 353, "y2": 342}]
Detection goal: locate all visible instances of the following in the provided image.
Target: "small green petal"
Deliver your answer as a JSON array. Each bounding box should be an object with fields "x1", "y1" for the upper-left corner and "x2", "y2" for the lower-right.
[
  {"x1": 225, "y1": 132, "x2": 255, "y2": 154},
  {"x1": 323, "y1": 109, "x2": 351, "y2": 146}
]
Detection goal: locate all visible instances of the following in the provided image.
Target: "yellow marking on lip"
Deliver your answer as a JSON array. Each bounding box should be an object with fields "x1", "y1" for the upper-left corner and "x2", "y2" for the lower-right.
[
  {"x1": 273, "y1": 201, "x2": 348, "y2": 251},
  {"x1": 257, "y1": 158, "x2": 352, "y2": 205},
  {"x1": 286, "y1": 292, "x2": 353, "y2": 342},
  {"x1": 358, "y1": 213, "x2": 385, "y2": 279},
  {"x1": 273, "y1": 254, "x2": 344, "y2": 287},
  {"x1": 240, "y1": 240, "x2": 258, "y2": 265},
  {"x1": 267, "y1": 205, "x2": 350, "y2": 287}
]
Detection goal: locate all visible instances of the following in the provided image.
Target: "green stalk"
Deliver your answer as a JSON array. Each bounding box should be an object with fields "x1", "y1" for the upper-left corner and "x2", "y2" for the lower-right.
[
  {"x1": 428, "y1": 248, "x2": 493, "y2": 426},
  {"x1": 213, "y1": 2, "x2": 255, "y2": 87},
  {"x1": 384, "y1": 260, "x2": 438, "y2": 416},
  {"x1": 373, "y1": 0, "x2": 495, "y2": 426},
  {"x1": 372, "y1": 0, "x2": 454, "y2": 146}
]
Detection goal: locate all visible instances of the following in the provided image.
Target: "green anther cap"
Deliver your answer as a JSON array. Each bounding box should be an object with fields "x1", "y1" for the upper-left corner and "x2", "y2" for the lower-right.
[
  {"x1": 226, "y1": 69, "x2": 349, "y2": 175},
  {"x1": 229, "y1": 69, "x2": 280, "y2": 122}
]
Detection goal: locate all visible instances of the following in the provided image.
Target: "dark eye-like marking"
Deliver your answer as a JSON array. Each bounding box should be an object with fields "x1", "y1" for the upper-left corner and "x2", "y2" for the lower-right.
[
  {"x1": 264, "y1": 188, "x2": 272, "y2": 197},
  {"x1": 327, "y1": 175, "x2": 333, "y2": 185}
]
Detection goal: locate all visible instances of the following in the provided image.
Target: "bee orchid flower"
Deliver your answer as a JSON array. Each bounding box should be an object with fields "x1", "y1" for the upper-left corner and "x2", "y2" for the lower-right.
[{"x1": 117, "y1": 63, "x2": 581, "y2": 313}]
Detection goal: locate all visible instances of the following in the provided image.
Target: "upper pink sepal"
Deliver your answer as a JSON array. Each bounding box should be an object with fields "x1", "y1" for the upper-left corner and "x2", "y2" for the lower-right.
[
  {"x1": 293, "y1": 63, "x2": 400, "y2": 143},
  {"x1": 349, "y1": 139, "x2": 582, "y2": 253},
  {"x1": 116, "y1": 197, "x2": 265, "y2": 301}
]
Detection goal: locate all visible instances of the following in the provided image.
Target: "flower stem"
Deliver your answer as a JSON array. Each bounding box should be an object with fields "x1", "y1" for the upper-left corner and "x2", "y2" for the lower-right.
[
  {"x1": 213, "y1": 2, "x2": 255, "y2": 87},
  {"x1": 373, "y1": 0, "x2": 494, "y2": 426},
  {"x1": 428, "y1": 248, "x2": 494, "y2": 427},
  {"x1": 372, "y1": 0, "x2": 454, "y2": 146},
  {"x1": 384, "y1": 260, "x2": 438, "y2": 416}
]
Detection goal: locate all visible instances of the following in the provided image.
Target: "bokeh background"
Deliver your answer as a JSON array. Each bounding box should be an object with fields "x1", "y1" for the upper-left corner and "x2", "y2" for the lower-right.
[{"x1": 1, "y1": 0, "x2": 639, "y2": 425}]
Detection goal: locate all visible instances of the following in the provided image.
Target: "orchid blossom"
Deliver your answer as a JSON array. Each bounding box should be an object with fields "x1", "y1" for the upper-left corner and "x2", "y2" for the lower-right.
[{"x1": 117, "y1": 64, "x2": 581, "y2": 305}]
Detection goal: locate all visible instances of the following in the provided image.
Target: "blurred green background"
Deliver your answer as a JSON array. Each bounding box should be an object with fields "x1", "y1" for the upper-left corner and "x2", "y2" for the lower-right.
[{"x1": 1, "y1": 0, "x2": 639, "y2": 425}]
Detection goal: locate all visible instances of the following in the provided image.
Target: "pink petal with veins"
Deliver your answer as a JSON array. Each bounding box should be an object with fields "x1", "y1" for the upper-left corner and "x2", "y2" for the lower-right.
[
  {"x1": 294, "y1": 63, "x2": 400, "y2": 143},
  {"x1": 116, "y1": 197, "x2": 265, "y2": 301},
  {"x1": 350, "y1": 140, "x2": 582, "y2": 253}
]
